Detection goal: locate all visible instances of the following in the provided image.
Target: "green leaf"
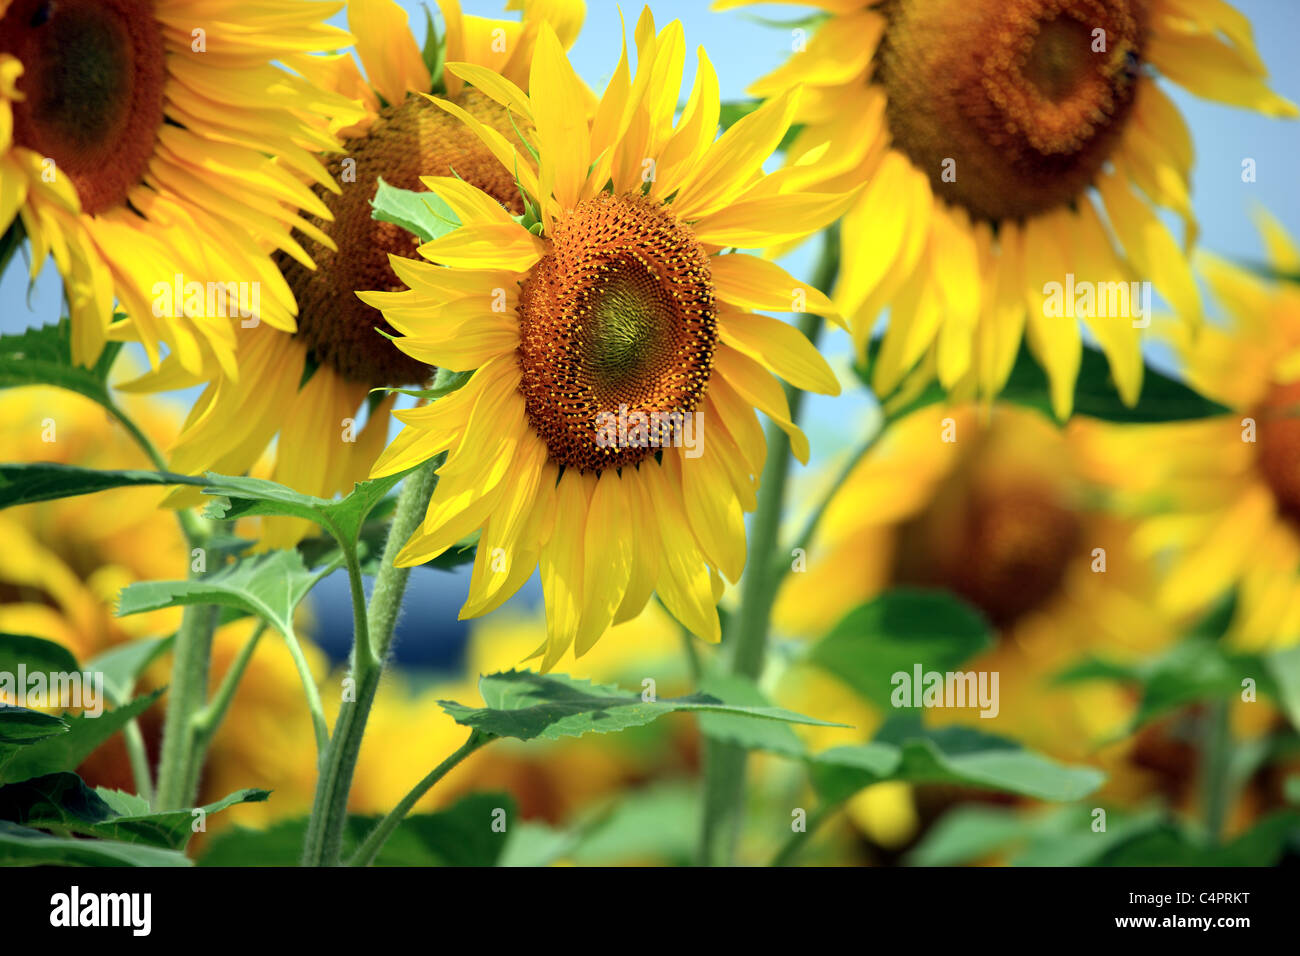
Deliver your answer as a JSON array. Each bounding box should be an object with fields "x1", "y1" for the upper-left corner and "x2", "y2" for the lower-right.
[
  {"x1": 908, "y1": 804, "x2": 1167, "y2": 867},
  {"x1": 116, "y1": 550, "x2": 327, "y2": 640},
  {"x1": 0, "y1": 463, "x2": 206, "y2": 510},
  {"x1": 0, "y1": 633, "x2": 79, "y2": 678},
  {"x1": 0, "y1": 319, "x2": 123, "y2": 407},
  {"x1": 0, "y1": 771, "x2": 115, "y2": 829},
  {"x1": 85, "y1": 637, "x2": 172, "y2": 707},
  {"x1": 810, "y1": 717, "x2": 1105, "y2": 805},
  {"x1": 2, "y1": 689, "x2": 163, "y2": 784},
  {"x1": 807, "y1": 589, "x2": 993, "y2": 711},
  {"x1": 696, "y1": 673, "x2": 809, "y2": 757},
  {"x1": 1, "y1": 776, "x2": 267, "y2": 849},
  {"x1": 370, "y1": 368, "x2": 472, "y2": 403},
  {"x1": 1056, "y1": 634, "x2": 1296, "y2": 734},
  {"x1": 0, "y1": 635, "x2": 82, "y2": 774},
  {"x1": 861, "y1": 340, "x2": 1230, "y2": 424},
  {"x1": 0, "y1": 705, "x2": 69, "y2": 785},
  {"x1": 1264, "y1": 645, "x2": 1300, "y2": 734},
  {"x1": 566, "y1": 782, "x2": 701, "y2": 865},
  {"x1": 906, "y1": 804, "x2": 1054, "y2": 867},
  {"x1": 424, "y1": 531, "x2": 479, "y2": 571},
  {"x1": 0, "y1": 820, "x2": 190, "y2": 866},
  {"x1": 422, "y1": 4, "x2": 446, "y2": 93},
  {"x1": 371, "y1": 176, "x2": 461, "y2": 244},
  {"x1": 212, "y1": 480, "x2": 382, "y2": 547},
  {"x1": 0, "y1": 705, "x2": 69, "y2": 745},
  {"x1": 1090, "y1": 811, "x2": 1300, "y2": 867},
  {"x1": 438, "y1": 669, "x2": 849, "y2": 742},
  {"x1": 202, "y1": 469, "x2": 410, "y2": 550},
  {"x1": 201, "y1": 793, "x2": 516, "y2": 866},
  {"x1": 0, "y1": 219, "x2": 24, "y2": 277},
  {"x1": 90, "y1": 784, "x2": 269, "y2": 849},
  {"x1": 718, "y1": 99, "x2": 802, "y2": 151}
]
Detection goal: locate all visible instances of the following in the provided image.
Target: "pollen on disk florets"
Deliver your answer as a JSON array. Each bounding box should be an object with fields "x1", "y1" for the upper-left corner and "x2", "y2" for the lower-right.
[
  {"x1": 0, "y1": 0, "x2": 166, "y2": 215},
  {"x1": 517, "y1": 192, "x2": 717, "y2": 473},
  {"x1": 877, "y1": 0, "x2": 1145, "y2": 222},
  {"x1": 280, "y1": 89, "x2": 529, "y2": 388}
]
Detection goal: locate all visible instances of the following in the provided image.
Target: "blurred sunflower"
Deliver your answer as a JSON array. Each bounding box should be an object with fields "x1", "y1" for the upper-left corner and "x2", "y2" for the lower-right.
[
  {"x1": 0, "y1": 382, "x2": 344, "y2": 807},
  {"x1": 723, "y1": 0, "x2": 1296, "y2": 416},
  {"x1": 365, "y1": 8, "x2": 853, "y2": 668},
  {"x1": 121, "y1": 0, "x2": 585, "y2": 548},
  {"x1": 0, "y1": 0, "x2": 360, "y2": 372},
  {"x1": 0, "y1": 385, "x2": 187, "y2": 658},
  {"x1": 1077, "y1": 216, "x2": 1300, "y2": 649},
  {"x1": 771, "y1": 404, "x2": 1176, "y2": 847}
]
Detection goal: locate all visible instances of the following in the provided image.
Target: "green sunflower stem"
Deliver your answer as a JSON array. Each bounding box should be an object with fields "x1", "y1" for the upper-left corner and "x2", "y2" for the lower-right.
[
  {"x1": 348, "y1": 730, "x2": 491, "y2": 867},
  {"x1": 154, "y1": 600, "x2": 218, "y2": 810},
  {"x1": 1200, "y1": 697, "x2": 1232, "y2": 844},
  {"x1": 697, "y1": 227, "x2": 840, "y2": 866},
  {"x1": 105, "y1": 349, "x2": 216, "y2": 811},
  {"x1": 301, "y1": 458, "x2": 440, "y2": 867}
]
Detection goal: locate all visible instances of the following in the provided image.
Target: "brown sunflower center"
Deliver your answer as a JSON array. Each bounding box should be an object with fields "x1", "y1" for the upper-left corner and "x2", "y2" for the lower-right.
[
  {"x1": 894, "y1": 478, "x2": 1082, "y2": 628},
  {"x1": 516, "y1": 193, "x2": 717, "y2": 472},
  {"x1": 877, "y1": 0, "x2": 1144, "y2": 222},
  {"x1": 0, "y1": 0, "x2": 165, "y2": 215},
  {"x1": 1255, "y1": 381, "x2": 1300, "y2": 526},
  {"x1": 281, "y1": 89, "x2": 528, "y2": 387}
]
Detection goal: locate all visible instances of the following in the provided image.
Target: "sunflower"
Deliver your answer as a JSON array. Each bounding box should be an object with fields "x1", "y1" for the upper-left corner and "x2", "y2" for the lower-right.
[
  {"x1": 775, "y1": 404, "x2": 1173, "y2": 760},
  {"x1": 0, "y1": 0, "x2": 362, "y2": 374},
  {"x1": 768, "y1": 403, "x2": 1179, "y2": 855},
  {"x1": 723, "y1": 0, "x2": 1296, "y2": 416},
  {"x1": 1078, "y1": 215, "x2": 1300, "y2": 649},
  {"x1": 119, "y1": 0, "x2": 586, "y2": 548},
  {"x1": 0, "y1": 384, "x2": 187, "y2": 658},
  {"x1": 362, "y1": 7, "x2": 853, "y2": 668}
]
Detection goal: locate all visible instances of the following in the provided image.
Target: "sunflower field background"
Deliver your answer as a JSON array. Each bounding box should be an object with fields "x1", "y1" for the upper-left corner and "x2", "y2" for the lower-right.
[{"x1": 0, "y1": 0, "x2": 1298, "y2": 871}]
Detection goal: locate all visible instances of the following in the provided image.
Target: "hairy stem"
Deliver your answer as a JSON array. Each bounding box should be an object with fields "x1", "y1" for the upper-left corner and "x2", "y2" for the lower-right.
[
  {"x1": 349, "y1": 731, "x2": 491, "y2": 867},
  {"x1": 301, "y1": 459, "x2": 439, "y2": 866}
]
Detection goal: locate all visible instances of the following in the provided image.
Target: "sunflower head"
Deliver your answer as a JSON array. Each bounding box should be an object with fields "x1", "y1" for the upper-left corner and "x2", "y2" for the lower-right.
[
  {"x1": 896, "y1": 470, "x2": 1083, "y2": 627},
  {"x1": 364, "y1": 8, "x2": 851, "y2": 664},
  {"x1": 879, "y1": 0, "x2": 1144, "y2": 221},
  {"x1": 280, "y1": 87, "x2": 531, "y2": 389},
  {"x1": 1, "y1": 0, "x2": 168, "y2": 215},
  {"x1": 517, "y1": 192, "x2": 718, "y2": 472}
]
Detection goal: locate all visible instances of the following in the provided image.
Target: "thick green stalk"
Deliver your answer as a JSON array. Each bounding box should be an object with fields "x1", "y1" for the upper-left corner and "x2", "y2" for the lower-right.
[
  {"x1": 154, "y1": 601, "x2": 217, "y2": 809},
  {"x1": 697, "y1": 229, "x2": 840, "y2": 866},
  {"x1": 301, "y1": 459, "x2": 439, "y2": 866},
  {"x1": 349, "y1": 731, "x2": 490, "y2": 866},
  {"x1": 105, "y1": 376, "x2": 214, "y2": 810},
  {"x1": 1200, "y1": 698, "x2": 1232, "y2": 844}
]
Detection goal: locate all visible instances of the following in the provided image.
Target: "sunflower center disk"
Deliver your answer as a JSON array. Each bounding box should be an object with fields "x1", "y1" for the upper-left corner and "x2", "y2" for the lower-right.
[
  {"x1": 0, "y1": 0, "x2": 165, "y2": 215},
  {"x1": 517, "y1": 193, "x2": 717, "y2": 472},
  {"x1": 877, "y1": 0, "x2": 1144, "y2": 222},
  {"x1": 895, "y1": 480, "x2": 1082, "y2": 628},
  {"x1": 282, "y1": 90, "x2": 527, "y2": 387},
  {"x1": 1256, "y1": 382, "x2": 1300, "y2": 526}
]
